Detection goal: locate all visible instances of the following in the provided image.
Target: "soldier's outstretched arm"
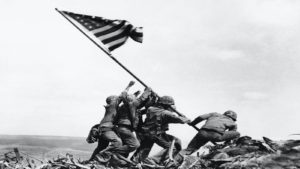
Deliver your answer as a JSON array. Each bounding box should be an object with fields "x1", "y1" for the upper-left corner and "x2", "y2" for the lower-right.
[
  {"x1": 189, "y1": 112, "x2": 218, "y2": 126},
  {"x1": 164, "y1": 110, "x2": 191, "y2": 124},
  {"x1": 134, "y1": 87, "x2": 153, "y2": 108},
  {"x1": 119, "y1": 81, "x2": 136, "y2": 103},
  {"x1": 125, "y1": 81, "x2": 135, "y2": 92}
]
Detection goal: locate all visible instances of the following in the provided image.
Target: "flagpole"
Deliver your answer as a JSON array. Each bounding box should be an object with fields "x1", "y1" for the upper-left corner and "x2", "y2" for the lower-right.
[
  {"x1": 55, "y1": 8, "x2": 148, "y2": 88},
  {"x1": 55, "y1": 8, "x2": 200, "y2": 132}
]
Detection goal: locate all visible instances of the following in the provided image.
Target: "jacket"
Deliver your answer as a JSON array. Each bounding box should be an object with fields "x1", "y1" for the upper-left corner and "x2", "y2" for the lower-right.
[
  {"x1": 141, "y1": 106, "x2": 187, "y2": 135},
  {"x1": 99, "y1": 95, "x2": 123, "y2": 129},
  {"x1": 193, "y1": 112, "x2": 237, "y2": 134},
  {"x1": 116, "y1": 88, "x2": 152, "y2": 128}
]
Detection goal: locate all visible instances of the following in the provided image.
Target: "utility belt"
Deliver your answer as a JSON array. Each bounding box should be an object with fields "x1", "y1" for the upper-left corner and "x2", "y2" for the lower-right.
[
  {"x1": 141, "y1": 124, "x2": 168, "y2": 135},
  {"x1": 201, "y1": 128, "x2": 224, "y2": 135},
  {"x1": 116, "y1": 124, "x2": 134, "y2": 131},
  {"x1": 142, "y1": 128, "x2": 167, "y2": 136},
  {"x1": 99, "y1": 126, "x2": 116, "y2": 133}
]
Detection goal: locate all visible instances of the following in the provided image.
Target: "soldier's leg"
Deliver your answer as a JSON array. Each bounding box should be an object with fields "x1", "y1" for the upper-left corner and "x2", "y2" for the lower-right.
[
  {"x1": 173, "y1": 136, "x2": 182, "y2": 153},
  {"x1": 218, "y1": 130, "x2": 240, "y2": 142},
  {"x1": 173, "y1": 130, "x2": 209, "y2": 163},
  {"x1": 156, "y1": 134, "x2": 182, "y2": 150},
  {"x1": 151, "y1": 133, "x2": 181, "y2": 163},
  {"x1": 89, "y1": 138, "x2": 109, "y2": 161},
  {"x1": 131, "y1": 136, "x2": 154, "y2": 163},
  {"x1": 94, "y1": 130, "x2": 123, "y2": 163},
  {"x1": 115, "y1": 126, "x2": 140, "y2": 155},
  {"x1": 101, "y1": 130, "x2": 123, "y2": 152},
  {"x1": 153, "y1": 133, "x2": 173, "y2": 149}
]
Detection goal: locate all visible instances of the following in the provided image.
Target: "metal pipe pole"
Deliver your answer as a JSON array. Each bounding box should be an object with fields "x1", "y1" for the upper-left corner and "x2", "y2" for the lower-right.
[
  {"x1": 55, "y1": 8, "x2": 200, "y2": 131},
  {"x1": 55, "y1": 8, "x2": 148, "y2": 88}
]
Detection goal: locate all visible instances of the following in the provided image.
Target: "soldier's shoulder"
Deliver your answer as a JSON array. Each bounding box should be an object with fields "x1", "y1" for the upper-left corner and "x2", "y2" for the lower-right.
[{"x1": 207, "y1": 112, "x2": 221, "y2": 116}]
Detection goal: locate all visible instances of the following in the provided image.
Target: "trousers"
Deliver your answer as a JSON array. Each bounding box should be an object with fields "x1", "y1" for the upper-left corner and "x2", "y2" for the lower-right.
[
  {"x1": 115, "y1": 126, "x2": 140, "y2": 156},
  {"x1": 174, "y1": 129, "x2": 240, "y2": 162},
  {"x1": 132, "y1": 132, "x2": 182, "y2": 163}
]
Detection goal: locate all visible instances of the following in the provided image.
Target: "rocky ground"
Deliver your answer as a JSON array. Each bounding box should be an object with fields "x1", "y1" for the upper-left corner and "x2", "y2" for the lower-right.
[
  {"x1": 179, "y1": 136, "x2": 300, "y2": 169},
  {"x1": 1, "y1": 136, "x2": 300, "y2": 169}
]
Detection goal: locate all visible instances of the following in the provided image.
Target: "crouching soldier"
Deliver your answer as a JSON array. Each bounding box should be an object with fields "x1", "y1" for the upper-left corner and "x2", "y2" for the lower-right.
[
  {"x1": 94, "y1": 95, "x2": 124, "y2": 161},
  {"x1": 173, "y1": 110, "x2": 241, "y2": 165},
  {"x1": 131, "y1": 96, "x2": 190, "y2": 164},
  {"x1": 86, "y1": 124, "x2": 109, "y2": 161},
  {"x1": 94, "y1": 81, "x2": 135, "y2": 162},
  {"x1": 84, "y1": 94, "x2": 123, "y2": 163}
]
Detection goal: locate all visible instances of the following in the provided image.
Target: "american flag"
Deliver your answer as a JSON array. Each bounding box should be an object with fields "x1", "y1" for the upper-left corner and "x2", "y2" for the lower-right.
[{"x1": 62, "y1": 11, "x2": 143, "y2": 52}]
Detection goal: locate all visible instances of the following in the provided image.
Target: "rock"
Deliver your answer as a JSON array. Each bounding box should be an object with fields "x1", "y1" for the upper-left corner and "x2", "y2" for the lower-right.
[{"x1": 1, "y1": 138, "x2": 300, "y2": 169}]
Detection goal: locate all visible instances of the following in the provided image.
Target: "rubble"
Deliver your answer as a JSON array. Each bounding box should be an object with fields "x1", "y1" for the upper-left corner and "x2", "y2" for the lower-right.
[
  {"x1": 0, "y1": 136, "x2": 299, "y2": 169},
  {"x1": 178, "y1": 136, "x2": 300, "y2": 169}
]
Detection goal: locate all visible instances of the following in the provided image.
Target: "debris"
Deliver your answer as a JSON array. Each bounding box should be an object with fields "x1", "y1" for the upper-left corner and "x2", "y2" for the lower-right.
[{"x1": 0, "y1": 137, "x2": 299, "y2": 169}]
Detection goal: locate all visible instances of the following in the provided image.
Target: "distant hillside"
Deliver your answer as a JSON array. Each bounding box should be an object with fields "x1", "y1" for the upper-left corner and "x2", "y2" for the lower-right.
[{"x1": 0, "y1": 135, "x2": 96, "y2": 160}]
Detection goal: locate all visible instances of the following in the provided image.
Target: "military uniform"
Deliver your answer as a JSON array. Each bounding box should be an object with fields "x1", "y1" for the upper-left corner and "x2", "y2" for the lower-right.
[
  {"x1": 132, "y1": 105, "x2": 189, "y2": 163},
  {"x1": 114, "y1": 88, "x2": 152, "y2": 156},
  {"x1": 96, "y1": 94, "x2": 125, "y2": 156},
  {"x1": 174, "y1": 111, "x2": 240, "y2": 163},
  {"x1": 86, "y1": 124, "x2": 109, "y2": 161}
]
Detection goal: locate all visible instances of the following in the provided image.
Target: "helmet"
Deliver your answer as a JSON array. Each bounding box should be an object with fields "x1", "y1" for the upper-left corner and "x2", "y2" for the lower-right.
[
  {"x1": 223, "y1": 110, "x2": 237, "y2": 121},
  {"x1": 158, "y1": 96, "x2": 175, "y2": 105},
  {"x1": 106, "y1": 95, "x2": 119, "y2": 104}
]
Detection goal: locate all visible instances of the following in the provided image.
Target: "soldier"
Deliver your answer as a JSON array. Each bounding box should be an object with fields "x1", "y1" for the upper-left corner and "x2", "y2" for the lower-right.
[
  {"x1": 94, "y1": 81, "x2": 135, "y2": 162},
  {"x1": 86, "y1": 124, "x2": 109, "y2": 161},
  {"x1": 132, "y1": 92, "x2": 159, "y2": 157},
  {"x1": 131, "y1": 96, "x2": 190, "y2": 163},
  {"x1": 173, "y1": 110, "x2": 241, "y2": 165},
  {"x1": 114, "y1": 87, "x2": 153, "y2": 157},
  {"x1": 94, "y1": 95, "x2": 124, "y2": 161}
]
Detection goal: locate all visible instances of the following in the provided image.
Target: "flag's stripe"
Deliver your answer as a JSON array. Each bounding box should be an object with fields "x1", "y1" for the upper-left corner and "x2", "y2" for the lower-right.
[
  {"x1": 90, "y1": 20, "x2": 120, "y2": 33},
  {"x1": 97, "y1": 23, "x2": 132, "y2": 42},
  {"x1": 106, "y1": 37, "x2": 128, "y2": 51},
  {"x1": 130, "y1": 27, "x2": 143, "y2": 42},
  {"x1": 132, "y1": 36, "x2": 143, "y2": 43},
  {"x1": 101, "y1": 25, "x2": 132, "y2": 44},
  {"x1": 91, "y1": 24, "x2": 114, "y2": 34},
  {"x1": 94, "y1": 21, "x2": 126, "y2": 37},
  {"x1": 131, "y1": 30, "x2": 143, "y2": 37},
  {"x1": 134, "y1": 27, "x2": 143, "y2": 33},
  {"x1": 109, "y1": 42, "x2": 125, "y2": 51},
  {"x1": 103, "y1": 36, "x2": 128, "y2": 47},
  {"x1": 62, "y1": 10, "x2": 142, "y2": 52}
]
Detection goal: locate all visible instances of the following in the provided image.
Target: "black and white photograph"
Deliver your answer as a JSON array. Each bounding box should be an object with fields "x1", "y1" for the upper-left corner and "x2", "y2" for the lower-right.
[{"x1": 1, "y1": 0, "x2": 300, "y2": 168}]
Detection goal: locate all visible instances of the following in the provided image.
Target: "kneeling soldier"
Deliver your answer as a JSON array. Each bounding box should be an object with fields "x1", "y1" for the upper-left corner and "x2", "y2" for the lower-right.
[{"x1": 173, "y1": 110, "x2": 240, "y2": 164}]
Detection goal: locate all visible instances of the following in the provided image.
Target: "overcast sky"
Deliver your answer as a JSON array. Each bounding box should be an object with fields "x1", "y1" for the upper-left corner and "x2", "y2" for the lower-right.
[{"x1": 1, "y1": 0, "x2": 300, "y2": 145}]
